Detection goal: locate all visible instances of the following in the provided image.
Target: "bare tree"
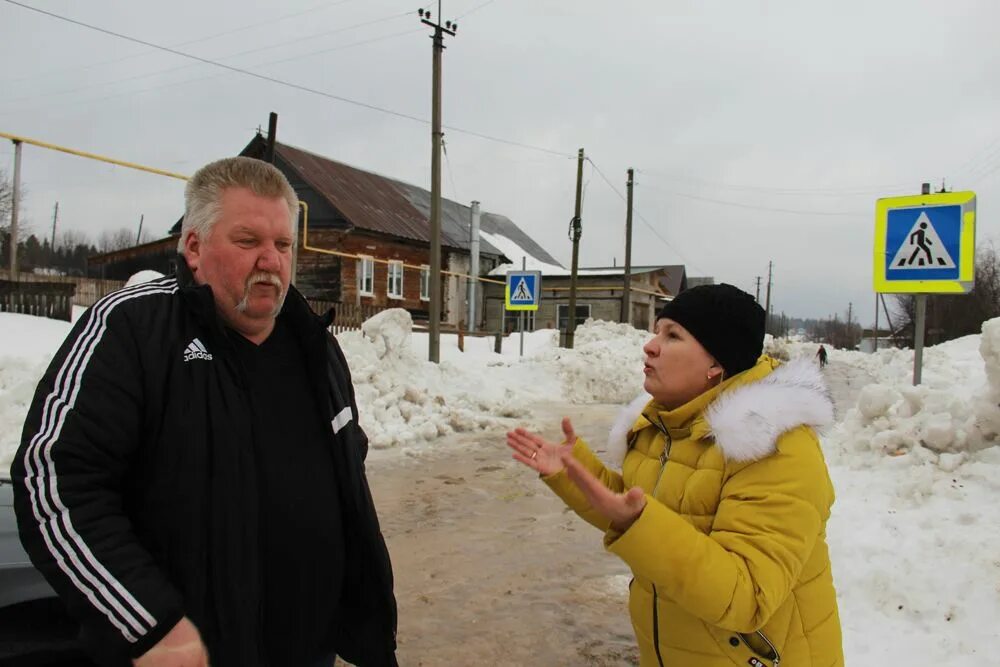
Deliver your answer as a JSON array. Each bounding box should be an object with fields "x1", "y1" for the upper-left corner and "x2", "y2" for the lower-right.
[
  {"x1": 97, "y1": 227, "x2": 151, "y2": 253},
  {"x1": 892, "y1": 243, "x2": 1000, "y2": 345},
  {"x1": 57, "y1": 229, "x2": 91, "y2": 251},
  {"x1": 0, "y1": 168, "x2": 11, "y2": 228}
]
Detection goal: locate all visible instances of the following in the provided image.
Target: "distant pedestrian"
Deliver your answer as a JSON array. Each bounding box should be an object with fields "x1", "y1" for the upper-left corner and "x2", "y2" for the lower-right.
[
  {"x1": 817, "y1": 344, "x2": 828, "y2": 368},
  {"x1": 507, "y1": 284, "x2": 842, "y2": 667}
]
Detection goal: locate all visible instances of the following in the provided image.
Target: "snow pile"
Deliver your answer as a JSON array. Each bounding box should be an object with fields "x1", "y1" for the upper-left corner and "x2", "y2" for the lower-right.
[
  {"x1": 975, "y1": 319, "x2": 1000, "y2": 439},
  {"x1": 0, "y1": 314, "x2": 74, "y2": 472},
  {"x1": 815, "y1": 321, "x2": 1000, "y2": 467},
  {"x1": 338, "y1": 309, "x2": 531, "y2": 449},
  {"x1": 125, "y1": 270, "x2": 165, "y2": 286},
  {"x1": 763, "y1": 333, "x2": 792, "y2": 361},
  {"x1": 529, "y1": 319, "x2": 648, "y2": 404}
]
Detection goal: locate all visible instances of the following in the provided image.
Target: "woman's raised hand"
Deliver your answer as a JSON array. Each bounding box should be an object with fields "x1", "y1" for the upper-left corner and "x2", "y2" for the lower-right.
[{"x1": 506, "y1": 417, "x2": 577, "y2": 476}]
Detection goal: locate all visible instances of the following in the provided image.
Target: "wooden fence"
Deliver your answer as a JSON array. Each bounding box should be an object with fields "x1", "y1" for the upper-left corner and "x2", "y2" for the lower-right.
[
  {"x1": 307, "y1": 300, "x2": 388, "y2": 335},
  {"x1": 0, "y1": 279, "x2": 76, "y2": 321},
  {"x1": 0, "y1": 271, "x2": 126, "y2": 308}
]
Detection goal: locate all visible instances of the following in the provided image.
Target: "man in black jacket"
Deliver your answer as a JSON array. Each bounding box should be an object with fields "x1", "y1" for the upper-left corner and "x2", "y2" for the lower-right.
[{"x1": 12, "y1": 157, "x2": 397, "y2": 667}]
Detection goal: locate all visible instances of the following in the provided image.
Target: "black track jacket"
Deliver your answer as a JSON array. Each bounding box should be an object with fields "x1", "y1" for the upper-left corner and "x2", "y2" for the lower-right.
[{"x1": 12, "y1": 266, "x2": 397, "y2": 666}]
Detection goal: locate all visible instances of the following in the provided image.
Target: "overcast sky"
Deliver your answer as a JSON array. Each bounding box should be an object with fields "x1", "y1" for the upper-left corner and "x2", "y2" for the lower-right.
[{"x1": 2, "y1": 0, "x2": 999, "y2": 324}]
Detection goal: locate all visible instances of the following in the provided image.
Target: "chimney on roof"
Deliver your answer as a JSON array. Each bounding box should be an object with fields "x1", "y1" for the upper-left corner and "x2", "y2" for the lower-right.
[{"x1": 265, "y1": 112, "x2": 278, "y2": 163}]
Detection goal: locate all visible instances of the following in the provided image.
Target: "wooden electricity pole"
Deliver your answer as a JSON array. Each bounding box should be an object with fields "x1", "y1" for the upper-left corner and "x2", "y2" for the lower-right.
[
  {"x1": 564, "y1": 148, "x2": 584, "y2": 348},
  {"x1": 419, "y1": 2, "x2": 458, "y2": 363},
  {"x1": 620, "y1": 168, "x2": 634, "y2": 324}
]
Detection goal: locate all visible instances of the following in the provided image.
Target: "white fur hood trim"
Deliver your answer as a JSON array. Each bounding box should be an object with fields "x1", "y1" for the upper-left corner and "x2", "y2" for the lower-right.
[
  {"x1": 606, "y1": 358, "x2": 834, "y2": 464},
  {"x1": 705, "y1": 358, "x2": 834, "y2": 462}
]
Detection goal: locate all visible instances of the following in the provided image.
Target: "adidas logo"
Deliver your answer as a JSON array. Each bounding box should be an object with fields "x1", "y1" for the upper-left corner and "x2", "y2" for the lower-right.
[{"x1": 183, "y1": 338, "x2": 213, "y2": 362}]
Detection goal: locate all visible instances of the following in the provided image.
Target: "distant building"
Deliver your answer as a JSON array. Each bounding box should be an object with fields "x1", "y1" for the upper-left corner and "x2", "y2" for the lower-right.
[
  {"x1": 88, "y1": 132, "x2": 559, "y2": 329},
  {"x1": 482, "y1": 263, "x2": 688, "y2": 333}
]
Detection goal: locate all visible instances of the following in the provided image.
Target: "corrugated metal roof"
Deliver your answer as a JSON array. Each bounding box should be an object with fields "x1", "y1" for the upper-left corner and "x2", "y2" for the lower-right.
[
  {"x1": 169, "y1": 136, "x2": 559, "y2": 264},
  {"x1": 276, "y1": 142, "x2": 439, "y2": 246}
]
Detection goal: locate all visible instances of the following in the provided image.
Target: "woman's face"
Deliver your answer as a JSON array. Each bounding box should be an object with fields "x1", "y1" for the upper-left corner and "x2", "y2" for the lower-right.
[{"x1": 642, "y1": 318, "x2": 722, "y2": 409}]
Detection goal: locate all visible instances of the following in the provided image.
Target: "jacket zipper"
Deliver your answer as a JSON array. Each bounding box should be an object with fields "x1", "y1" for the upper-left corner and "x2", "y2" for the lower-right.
[
  {"x1": 651, "y1": 418, "x2": 672, "y2": 498},
  {"x1": 649, "y1": 420, "x2": 671, "y2": 666},
  {"x1": 651, "y1": 584, "x2": 666, "y2": 667},
  {"x1": 740, "y1": 630, "x2": 782, "y2": 666}
]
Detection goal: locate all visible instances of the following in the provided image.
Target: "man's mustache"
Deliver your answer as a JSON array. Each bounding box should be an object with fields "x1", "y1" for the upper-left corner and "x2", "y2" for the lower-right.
[
  {"x1": 235, "y1": 271, "x2": 286, "y2": 314},
  {"x1": 245, "y1": 271, "x2": 283, "y2": 290}
]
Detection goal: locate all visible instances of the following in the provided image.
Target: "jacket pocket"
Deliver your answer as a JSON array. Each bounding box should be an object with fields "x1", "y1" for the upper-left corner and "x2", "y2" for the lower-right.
[{"x1": 704, "y1": 622, "x2": 781, "y2": 667}]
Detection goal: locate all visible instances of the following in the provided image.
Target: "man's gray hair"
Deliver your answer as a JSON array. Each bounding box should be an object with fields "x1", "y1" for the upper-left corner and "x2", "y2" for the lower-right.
[{"x1": 177, "y1": 156, "x2": 299, "y2": 253}]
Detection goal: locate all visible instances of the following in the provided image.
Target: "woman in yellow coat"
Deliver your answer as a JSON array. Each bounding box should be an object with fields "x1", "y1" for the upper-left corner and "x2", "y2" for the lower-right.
[{"x1": 508, "y1": 284, "x2": 843, "y2": 667}]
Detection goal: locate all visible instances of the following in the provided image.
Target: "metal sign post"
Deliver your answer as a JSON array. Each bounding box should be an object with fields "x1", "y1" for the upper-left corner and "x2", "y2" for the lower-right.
[
  {"x1": 519, "y1": 258, "x2": 526, "y2": 357},
  {"x1": 505, "y1": 266, "x2": 542, "y2": 358}
]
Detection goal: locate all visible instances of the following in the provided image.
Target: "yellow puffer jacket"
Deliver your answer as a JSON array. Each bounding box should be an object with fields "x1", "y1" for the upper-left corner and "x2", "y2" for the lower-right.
[{"x1": 544, "y1": 356, "x2": 843, "y2": 667}]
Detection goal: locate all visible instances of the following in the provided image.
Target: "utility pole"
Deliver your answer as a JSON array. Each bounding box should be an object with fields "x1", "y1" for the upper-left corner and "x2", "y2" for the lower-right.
[
  {"x1": 9, "y1": 139, "x2": 22, "y2": 277},
  {"x1": 764, "y1": 261, "x2": 773, "y2": 334},
  {"x1": 754, "y1": 276, "x2": 761, "y2": 303},
  {"x1": 467, "y1": 200, "x2": 480, "y2": 331},
  {"x1": 564, "y1": 148, "x2": 585, "y2": 348},
  {"x1": 419, "y1": 2, "x2": 458, "y2": 363},
  {"x1": 136, "y1": 214, "x2": 144, "y2": 246},
  {"x1": 847, "y1": 301, "x2": 853, "y2": 349},
  {"x1": 51, "y1": 202, "x2": 59, "y2": 250},
  {"x1": 619, "y1": 168, "x2": 634, "y2": 324}
]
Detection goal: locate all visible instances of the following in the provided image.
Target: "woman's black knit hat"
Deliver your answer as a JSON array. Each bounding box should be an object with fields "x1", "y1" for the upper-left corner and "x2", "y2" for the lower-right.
[{"x1": 655, "y1": 283, "x2": 766, "y2": 376}]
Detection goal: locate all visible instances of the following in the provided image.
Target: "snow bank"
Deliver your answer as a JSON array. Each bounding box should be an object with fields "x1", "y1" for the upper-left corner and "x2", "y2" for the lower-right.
[
  {"x1": 0, "y1": 313, "x2": 73, "y2": 472},
  {"x1": 338, "y1": 309, "x2": 531, "y2": 450},
  {"x1": 529, "y1": 319, "x2": 648, "y2": 404},
  {"x1": 812, "y1": 320, "x2": 1000, "y2": 467},
  {"x1": 125, "y1": 270, "x2": 165, "y2": 287},
  {"x1": 975, "y1": 319, "x2": 1000, "y2": 439}
]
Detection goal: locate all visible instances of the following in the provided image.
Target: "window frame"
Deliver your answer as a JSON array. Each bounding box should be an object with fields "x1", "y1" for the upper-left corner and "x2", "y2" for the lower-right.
[
  {"x1": 387, "y1": 260, "x2": 404, "y2": 299},
  {"x1": 358, "y1": 255, "x2": 375, "y2": 297},
  {"x1": 419, "y1": 264, "x2": 431, "y2": 301},
  {"x1": 556, "y1": 303, "x2": 592, "y2": 330}
]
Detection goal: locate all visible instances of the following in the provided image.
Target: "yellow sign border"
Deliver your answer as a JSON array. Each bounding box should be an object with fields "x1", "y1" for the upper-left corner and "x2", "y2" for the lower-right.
[
  {"x1": 873, "y1": 191, "x2": 976, "y2": 294},
  {"x1": 505, "y1": 272, "x2": 541, "y2": 311}
]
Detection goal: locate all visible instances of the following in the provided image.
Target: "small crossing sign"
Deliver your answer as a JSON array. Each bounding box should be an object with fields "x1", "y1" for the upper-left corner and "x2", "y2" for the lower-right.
[
  {"x1": 874, "y1": 191, "x2": 976, "y2": 294},
  {"x1": 505, "y1": 270, "x2": 541, "y2": 311}
]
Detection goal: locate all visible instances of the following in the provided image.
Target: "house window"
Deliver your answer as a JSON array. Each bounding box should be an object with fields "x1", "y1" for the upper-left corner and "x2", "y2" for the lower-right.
[
  {"x1": 420, "y1": 265, "x2": 430, "y2": 301},
  {"x1": 387, "y1": 261, "x2": 404, "y2": 299},
  {"x1": 358, "y1": 256, "x2": 374, "y2": 296},
  {"x1": 557, "y1": 304, "x2": 591, "y2": 330},
  {"x1": 503, "y1": 309, "x2": 535, "y2": 333}
]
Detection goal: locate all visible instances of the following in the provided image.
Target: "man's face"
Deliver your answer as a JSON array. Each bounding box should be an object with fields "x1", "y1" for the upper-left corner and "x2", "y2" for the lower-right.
[{"x1": 184, "y1": 187, "x2": 294, "y2": 337}]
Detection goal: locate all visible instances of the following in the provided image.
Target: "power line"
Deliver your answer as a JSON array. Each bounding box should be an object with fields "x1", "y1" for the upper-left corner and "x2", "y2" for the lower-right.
[
  {"x1": 2, "y1": 0, "x2": 572, "y2": 159},
  {"x1": 587, "y1": 157, "x2": 709, "y2": 275},
  {"x1": 0, "y1": 0, "x2": 365, "y2": 87},
  {"x1": 442, "y1": 138, "x2": 461, "y2": 202},
  {"x1": 1, "y1": 9, "x2": 417, "y2": 107},
  {"x1": 951, "y1": 135, "x2": 1000, "y2": 182},
  {"x1": 456, "y1": 0, "x2": 498, "y2": 20},
  {"x1": 0, "y1": 28, "x2": 426, "y2": 120},
  {"x1": 636, "y1": 167, "x2": 911, "y2": 197},
  {"x1": 637, "y1": 180, "x2": 868, "y2": 217}
]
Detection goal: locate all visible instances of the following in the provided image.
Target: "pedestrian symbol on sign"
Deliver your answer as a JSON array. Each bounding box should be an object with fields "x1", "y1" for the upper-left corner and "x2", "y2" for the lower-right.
[
  {"x1": 512, "y1": 277, "x2": 533, "y2": 301},
  {"x1": 890, "y1": 211, "x2": 956, "y2": 270}
]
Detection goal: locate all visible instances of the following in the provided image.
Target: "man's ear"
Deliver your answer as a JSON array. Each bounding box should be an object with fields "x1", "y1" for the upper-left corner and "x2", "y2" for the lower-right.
[
  {"x1": 183, "y1": 231, "x2": 201, "y2": 273},
  {"x1": 707, "y1": 361, "x2": 724, "y2": 380}
]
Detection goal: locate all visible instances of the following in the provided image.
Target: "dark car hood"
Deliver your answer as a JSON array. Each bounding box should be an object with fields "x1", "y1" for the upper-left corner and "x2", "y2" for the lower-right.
[{"x1": 0, "y1": 481, "x2": 57, "y2": 607}]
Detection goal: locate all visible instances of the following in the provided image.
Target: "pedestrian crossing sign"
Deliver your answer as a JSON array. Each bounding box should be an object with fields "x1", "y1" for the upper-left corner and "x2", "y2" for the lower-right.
[
  {"x1": 874, "y1": 191, "x2": 976, "y2": 294},
  {"x1": 505, "y1": 270, "x2": 541, "y2": 311}
]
